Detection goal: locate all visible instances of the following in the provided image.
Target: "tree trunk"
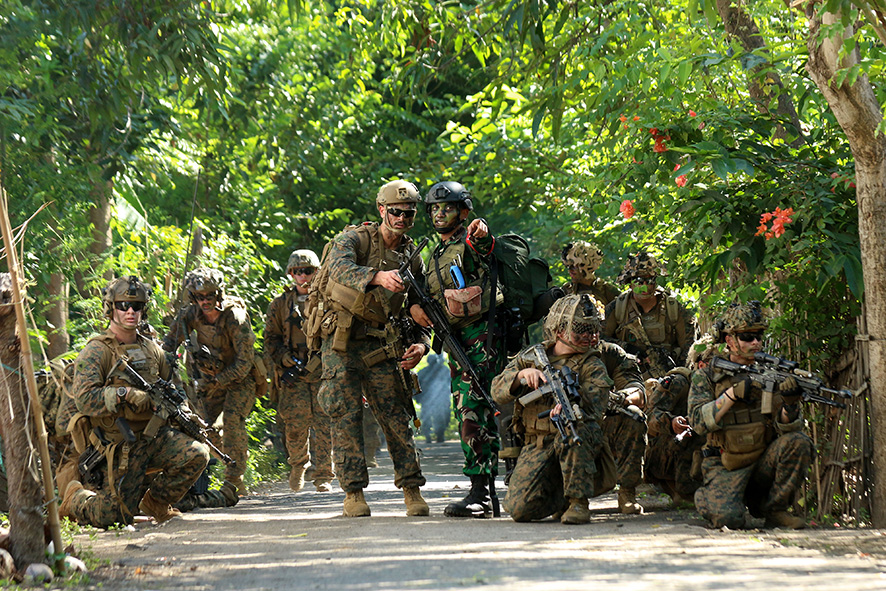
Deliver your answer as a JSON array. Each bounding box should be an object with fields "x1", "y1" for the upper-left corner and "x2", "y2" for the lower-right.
[
  {"x1": 0, "y1": 276, "x2": 45, "y2": 569},
  {"x1": 74, "y1": 179, "x2": 114, "y2": 296},
  {"x1": 806, "y1": 10, "x2": 886, "y2": 527},
  {"x1": 45, "y1": 268, "x2": 69, "y2": 361}
]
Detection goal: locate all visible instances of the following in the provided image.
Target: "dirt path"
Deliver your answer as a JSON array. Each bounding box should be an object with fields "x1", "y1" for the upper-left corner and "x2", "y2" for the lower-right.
[{"x1": 73, "y1": 441, "x2": 886, "y2": 591}]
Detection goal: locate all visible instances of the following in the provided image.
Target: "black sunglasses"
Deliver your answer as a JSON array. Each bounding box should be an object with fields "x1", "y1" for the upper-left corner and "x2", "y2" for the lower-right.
[
  {"x1": 114, "y1": 301, "x2": 145, "y2": 312},
  {"x1": 736, "y1": 332, "x2": 764, "y2": 343},
  {"x1": 387, "y1": 207, "x2": 416, "y2": 219},
  {"x1": 194, "y1": 293, "x2": 216, "y2": 302},
  {"x1": 290, "y1": 267, "x2": 316, "y2": 276},
  {"x1": 632, "y1": 276, "x2": 656, "y2": 285}
]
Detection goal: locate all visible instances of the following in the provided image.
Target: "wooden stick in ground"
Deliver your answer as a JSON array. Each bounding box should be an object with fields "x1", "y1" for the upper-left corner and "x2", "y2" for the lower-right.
[{"x1": 0, "y1": 181, "x2": 65, "y2": 573}]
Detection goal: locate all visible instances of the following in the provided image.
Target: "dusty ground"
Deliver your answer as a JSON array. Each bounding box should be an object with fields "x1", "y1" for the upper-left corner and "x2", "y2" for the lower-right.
[{"x1": 67, "y1": 441, "x2": 886, "y2": 591}]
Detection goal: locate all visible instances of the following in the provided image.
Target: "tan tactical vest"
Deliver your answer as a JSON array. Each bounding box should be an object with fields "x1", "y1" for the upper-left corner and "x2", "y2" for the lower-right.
[
  {"x1": 706, "y1": 371, "x2": 776, "y2": 470},
  {"x1": 613, "y1": 290, "x2": 680, "y2": 347}
]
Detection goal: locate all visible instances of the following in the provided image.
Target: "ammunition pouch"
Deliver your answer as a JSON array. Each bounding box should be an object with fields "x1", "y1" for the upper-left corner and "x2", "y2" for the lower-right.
[
  {"x1": 710, "y1": 422, "x2": 770, "y2": 471},
  {"x1": 253, "y1": 358, "x2": 269, "y2": 398},
  {"x1": 443, "y1": 286, "x2": 483, "y2": 318}
]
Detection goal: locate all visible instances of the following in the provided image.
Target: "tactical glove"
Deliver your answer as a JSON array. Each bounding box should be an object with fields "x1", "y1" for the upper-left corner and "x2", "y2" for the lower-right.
[
  {"x1": 125, "y1": 388, "x2": 151, "y2": 412},
  {"x1": 730, "y1": 374, "x2": 755, "y2": 403},
  {"x1": 778, "y1": 376, "x2": 803, "y2": 403}
]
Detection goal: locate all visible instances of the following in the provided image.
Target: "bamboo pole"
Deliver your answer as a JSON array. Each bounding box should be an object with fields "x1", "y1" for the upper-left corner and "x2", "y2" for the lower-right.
[{"x1": 0, "y1": 181, "x2": 65, "y2": 573}]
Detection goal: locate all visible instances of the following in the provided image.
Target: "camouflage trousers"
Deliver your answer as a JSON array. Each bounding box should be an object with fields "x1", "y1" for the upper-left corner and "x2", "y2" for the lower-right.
[
  {"x1": 318, "y1": 337, "x2": 425, "y2": 492},
  {"x1": 199, "y1": 375, "x2": 256, "y2": 485},
  {"x1": 363, "y1": 408, "x2": 382, "y2": 461},
  {"x1": 644, "y1": 431, "x2": 704, "y2": 500},
  {"x1": 506, "y1": 422, "x2": 604, "y2": 522},
  {"x1": 602, "y1": 413, "x2": 647, "y2": 489},
  {"x1": 695, "y1": 431, "x2": 814, "y2": 529},
  {"x1": 68, "y1": 427, "x2": 209, "y2": 528},
  {"x1": 278, "y1": 379, "x2": 333, "y2": 483},
  {"x1": 450, "y1": 321, "x2": 505, "y2": 477}
]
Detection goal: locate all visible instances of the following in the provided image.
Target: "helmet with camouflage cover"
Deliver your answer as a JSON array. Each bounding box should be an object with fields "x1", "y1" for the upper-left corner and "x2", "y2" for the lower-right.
[
  {"x1": 687, "y1": 334, "x2": 724, "y2": 369},
  {"x1": 715, "y1": 300, "x2": 768, "y2": 339},
  {"x1": 376, "y1": 180, "x2": 421, "y2": 206},
  {"x1": 562, "y1": 240, "x2": 604, "y2": 283},
  {"x1": 184, "y1": 268, "x2": 225, "y2": 304},
  {"x1": 101, "y1": 275, "x2": 152, "y2": 318},
  {"x1": 286, "y1": 249, "x2": 320, "y2": 273},
  {"x1": 617, "y1": 251, "x2": 663, "y2": 284},
  {"x1": 543, "y1": 293, "x2": 604, "y2": 350}
]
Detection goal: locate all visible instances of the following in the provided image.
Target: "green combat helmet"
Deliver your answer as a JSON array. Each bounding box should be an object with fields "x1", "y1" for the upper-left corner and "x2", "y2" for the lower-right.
[
  {"x1": 543, "y1": 293, "x2": 604, "y2": 348},
  {"x1": 184, "y1": 268, "x2": 225, "y2": 304},
  {"x1": 714, "y1": 300, "x2": 768, "y2": 342},
  {"x1": 687, "y1": 334, "x2": 724, "y2": 369},
  {"x1": 101, "y1": 276, "x2": 151, "y2": 318},
  {"x1": 617, "y1": 252, "x2": 663, "y2": 285},
  {"x1": 376, "y1": 180, "x2": 421, "y2": 205},
  {"x1": 286, "y1": 249, "x2": 320, "y2": 273},
  {"x1": 562, "y1": 240, "x2": 604, "y2": 284}
]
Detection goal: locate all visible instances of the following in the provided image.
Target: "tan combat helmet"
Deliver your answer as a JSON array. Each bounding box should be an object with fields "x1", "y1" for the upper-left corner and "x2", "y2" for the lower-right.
[
  {"x1": 715, "y1": 300, "x2": 769, "y2": 340},
  {"x1": 562, "y1": 240, "x2": 604, "y2": 284},
  {"x1": 543, "y1": 293, "x2": 604, "y2": 347},
  {"x1": 376, "y1": 180, "x2": 421, "y2": 205},
  {"x1": 0, "y1": 273, "x2": 11, "y2": 308},
  {"x1": 184, "y1": 268, "x2": 225, "y2": 304},
  {"x1": 617, "y1": 251, "x2": 663, "y2": 284},
  {"x1": 101, "y1": 276, "x2": 152, "y2": 318},
  {"x1": 687, "y1": 334, "x2": 724, "y2": 369},
  {"x1": 286, "y1": 249, "x2": 320, "y2": 273}
]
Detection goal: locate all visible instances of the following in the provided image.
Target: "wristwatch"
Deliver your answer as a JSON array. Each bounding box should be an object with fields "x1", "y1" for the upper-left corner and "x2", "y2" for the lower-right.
[{"x1": 116, "y1": 386, "x2": 127, "y2": 401}]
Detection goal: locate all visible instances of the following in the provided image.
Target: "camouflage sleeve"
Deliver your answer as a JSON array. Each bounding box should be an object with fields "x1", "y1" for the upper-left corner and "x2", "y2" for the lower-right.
[
  {"x1": 154, "y1": 340, "x2": 174, "y2": 382},
  {"x1": 578, "y1": 357, "x2": 613, "y2": 422},
  {"x1": 491, "y1": 355, "x2": 530, "y2": 405},
  {"x1": 687, "y1": 367, "x2": 718, "y2": 436},
  {"x1": 327, "y1": 229, "x2": 377, "y2": 292},
  {"x1": 161, "y1": 306, "x2": 193, "y2": 353},
  {"x1": 465, "y1": 231, "x2": 494, "y2": 258},
  {"x1": 603, "y1": 281, "x2": 621, "y2": 307},
  {"x1": 606, "y1": 343, "x2": 644, "y2": 391},
  {"x1": 264, "y1": 294, "x2": 288, "y2": 369},
  {"x1": 72, "y1": 340, "x2": 117, "y2": 417},
  {"x1": 648, "y1": 373, "x2": 691, "y2": 436},
  {"x1": 602, "y1": 300, "x2": 617, "y2": 339},
  {"x1": 214, "y1": 308, "x2": 257, "y2": 387}
]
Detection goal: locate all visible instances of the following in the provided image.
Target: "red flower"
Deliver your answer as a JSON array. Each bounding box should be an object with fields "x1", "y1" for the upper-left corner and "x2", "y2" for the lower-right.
[
  {"x1": 649, "y1": 128, "x2": 659, "y2": 135},
  {"x1": 620, "y1": 199, "x2": 635, "y2": 219},
  {"x1": 619, "y1": 115, "x2": 627, "y2": 122},
  {"x1": 633, "y1": 116, "x2": 640, "y2": 121},
  {"x1": 653, "y1": 139, "x2": 668, "y2": 153},
  {"x1": 689, "y1": 110, "x2": 697, "y2": 117},
  {"x1": 756, "y1": 207, "x2": 794, "y2": 240}
]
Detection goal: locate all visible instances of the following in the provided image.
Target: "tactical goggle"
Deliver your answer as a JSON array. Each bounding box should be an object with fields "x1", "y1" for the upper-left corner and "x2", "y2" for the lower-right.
[
  {"x1": 387, "y1": 207, "x2": 417, "y2": 219},
  {"x1": 194, "y1": 292, "x2": 217, "y2": 302},
  {"x1": 290, "y1": 267, "x2": 316, "y2": 276},
  {"x1": 735, "y1": 332, "x2": 764, "y2": 343},
  {"x1": 114, "y1": 301, "x2": 145, "y2": 312}
]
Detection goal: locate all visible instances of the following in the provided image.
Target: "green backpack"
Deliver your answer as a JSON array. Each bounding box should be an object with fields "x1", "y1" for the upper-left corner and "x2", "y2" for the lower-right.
[{"x1": 491, "y1": 234, "x2": 563, "y2": 352}]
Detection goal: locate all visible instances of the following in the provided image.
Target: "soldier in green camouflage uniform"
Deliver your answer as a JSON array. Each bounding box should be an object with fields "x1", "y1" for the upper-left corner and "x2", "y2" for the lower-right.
[
  {"x1": 316, "y1": 180, "x2": 430, "y2": 517},
  {"x1": 265, "y1": 249, "x2": 334, "y2": 492},
  {"x1": 59, "y1": 277, "x2": 209, "y2": 527},
  {"x1": 688, "y1": 302, "x2": 812, "y2": 529},
  {"x1": 163, "y1": 268, "x2": 261, "y2": 504},
  {"x1": 492, "y1": 294, "x2": 613, "y2": 524},
  {"x1": 561, "y1": 241, "x2": 620, "y2": 304},
  {"x1": 644, "y1": 335, "x2": 723, "y2": 507},
  {"x1": 410, "y1": 181, "x2": 505, "y2": 518},
  {"x1": 602, "y1": 252, "x2": 697, "y2": 514}
]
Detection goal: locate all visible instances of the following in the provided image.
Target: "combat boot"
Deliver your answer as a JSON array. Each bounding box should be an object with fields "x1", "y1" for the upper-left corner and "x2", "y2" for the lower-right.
[
  {"x1": 219, "y1": 480, "x2": 240, "y2": 507},
  {"x1": 561, "y1": 497, "x2": 591, "y2": 524},
  {"x1": 59, "y1": 480, "x2": 87, "y2": 520},
  {"x1": 289, "y1": 468, "x2": 305, "y2": 492},
  {"x1": 314, "y1": 480, "x2": 332, "y2": 493},
  {"x1": 138, "y1": 489, "x2": 182, "y2": 524},
  {"x1": 403, "y1": 487, "x2": 429, "y2": 516},
  {"x1": 764, "y1": 511, "x2": 806, "y2": 530},
  {"x1": 444, "y1": 474, "x2": 491, "y2": 518},
  {"x1": 617, "y1": 487, "x2": 643, "y2": 515},
  {"x1": 343, "y1": 489, "x2": 371, "y2": 517}
]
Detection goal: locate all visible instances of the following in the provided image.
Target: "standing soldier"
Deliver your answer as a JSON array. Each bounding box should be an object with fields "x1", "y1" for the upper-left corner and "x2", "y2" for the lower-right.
[
  {"x1": 561, "y1": 241, "x2": 620, "y2": 304},
  {"x1": 688, "y1": 302, "x2": 812, "y2": 529},
  {"x1": 265, "y1": 249, "x2": 334, "y2": 492},
  {"x1": 163, "y1": 268, "x2": 260, "y2": 506},
  {"x1": 59, "y1": 277, "x2": 209, "y2": 527},
  {"x1": 412, "y1": 181, "x2": 505, "y2": 518},
  {"x1": 491, "y1": 294, "x2": 613, "y2": 524},
  {"x1": 316, "y1": 179, "x2": 430, "y2": 517}
]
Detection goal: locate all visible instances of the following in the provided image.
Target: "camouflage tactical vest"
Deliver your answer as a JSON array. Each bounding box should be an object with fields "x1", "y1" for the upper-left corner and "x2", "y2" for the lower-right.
[{"x1": 426, "y1": 236, "x2": 503, "y2": 329}]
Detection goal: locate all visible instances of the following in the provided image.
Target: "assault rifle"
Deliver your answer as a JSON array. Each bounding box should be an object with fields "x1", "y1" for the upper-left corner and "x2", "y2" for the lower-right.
[
  {"x1": 365, "y1": 314, "x2": 423, "y2": 430},
  {"x1": 517, "y1": 345, "x2": 584, "y2": 447},
  {"x1": 117, "y1": 358, "x2": 235, "y2": 465},
  {"x1": 280, "y1": 354, "x2": 308, "y2": 386},
  {"x1": 711, "y1": 352, "x2": 853, "y2": 413},
  {"x1": 397, "y1": 237, "x2": 498, "y2": 415},
  {"x1": 607, "y1": 390, "x2": 647, "y2": 423}
]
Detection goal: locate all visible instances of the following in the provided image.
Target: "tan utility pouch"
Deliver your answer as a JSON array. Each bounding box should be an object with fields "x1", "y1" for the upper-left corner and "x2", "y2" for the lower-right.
[
  {"x1": 253, "y1": 358, "x2": 269, "y2": 398},
  {"x1": 720, "y1": 422, "x2": 767, "y2": 470},
  {"x1": 443, "y1": 286, "x2": 483, "y2": 318}
]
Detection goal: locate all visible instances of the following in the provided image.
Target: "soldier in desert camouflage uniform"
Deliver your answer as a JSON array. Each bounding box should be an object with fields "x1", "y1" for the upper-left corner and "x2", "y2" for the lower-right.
[
  {"x1": 59, "y1": 277, "x2": 209, "y2": 527},
  {"x1": 688, "y1": 302, "x2": 812, "y2": 529},
  {"x1": 265, "y1": 249, "x2": 334, "y2": 492},
  {"x1": 315, "y1": 180, "x2": 430, "y2": 517},
  {"x1": 561, "y1": 241, "x2": 620, "y2": 305},
  {"x1": 602, "y1": 252, "x2": 697, "y2": 514},
  {"x1": 492, "y1": 294, "x2": 612, "y2": 524},
  {"x1": 163, "y1": 268, "x2": 262, "y2": 505}
]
